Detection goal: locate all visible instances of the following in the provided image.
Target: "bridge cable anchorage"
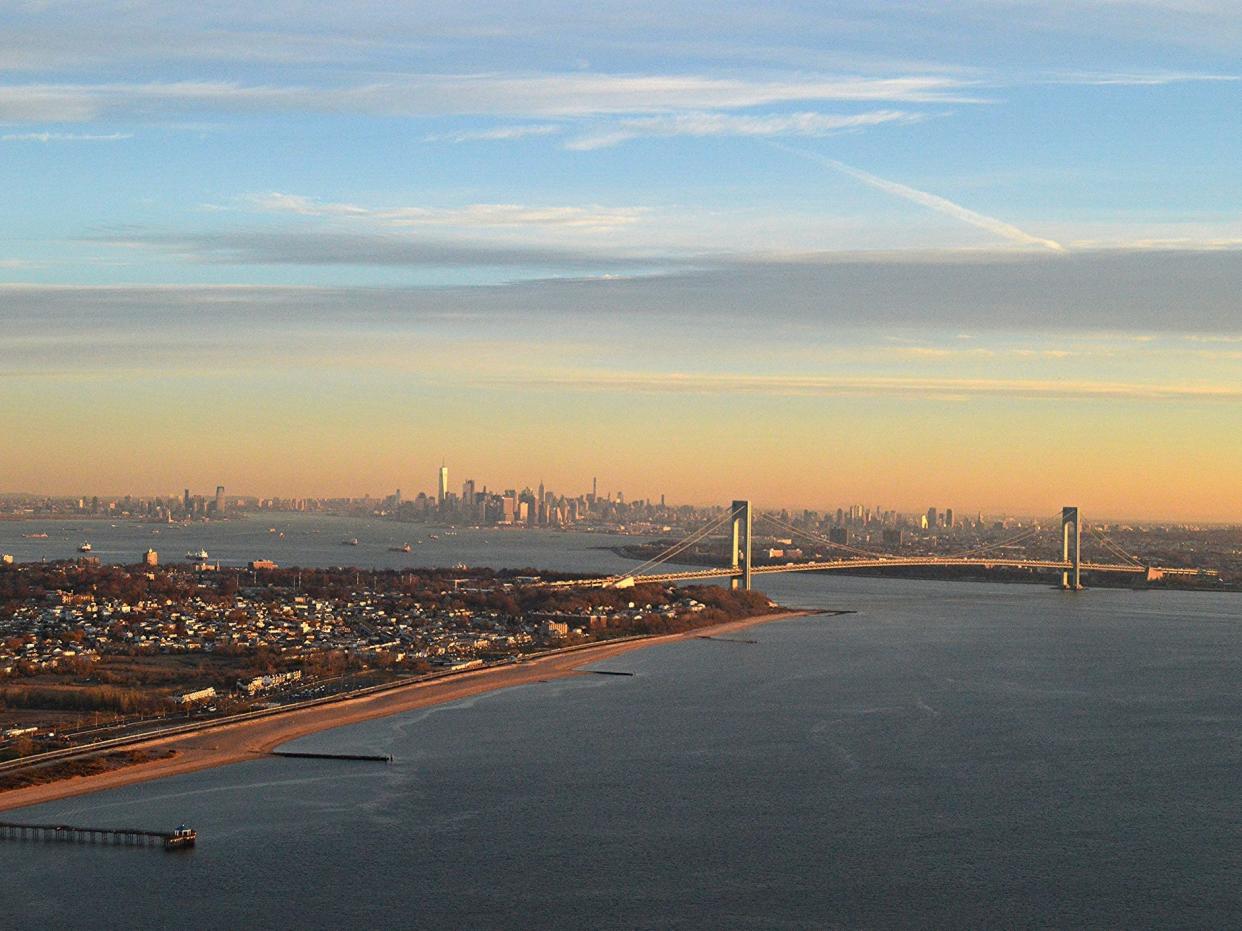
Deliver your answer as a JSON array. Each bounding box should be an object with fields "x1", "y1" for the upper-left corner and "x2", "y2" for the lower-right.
[{"x1": 620, "y1": 509, "x2": 738, "y2": 581}]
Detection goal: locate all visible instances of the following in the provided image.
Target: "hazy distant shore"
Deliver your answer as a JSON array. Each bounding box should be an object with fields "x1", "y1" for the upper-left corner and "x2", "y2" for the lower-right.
[{"x1": 0, "y1": 609, "x2": 818, "y2": 813}]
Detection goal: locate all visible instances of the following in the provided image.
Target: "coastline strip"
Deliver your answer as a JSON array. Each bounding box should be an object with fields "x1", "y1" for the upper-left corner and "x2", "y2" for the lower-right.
[{"x1": 0, "y1": 609, "x2": 818, "y2": 813}]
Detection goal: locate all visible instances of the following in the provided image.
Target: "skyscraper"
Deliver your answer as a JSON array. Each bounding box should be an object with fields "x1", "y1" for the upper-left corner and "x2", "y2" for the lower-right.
[
  {"x1": 215, "y1": 485, "x2": 225, "y2": 514},
  {"x1": 437, "y1": 463, "x2": 448, "y2": 506}
]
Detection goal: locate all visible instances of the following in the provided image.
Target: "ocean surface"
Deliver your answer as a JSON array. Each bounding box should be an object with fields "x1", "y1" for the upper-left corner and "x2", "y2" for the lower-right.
[{"x1": 1, "y1": 520, "x2": 1241, "y2": 929}]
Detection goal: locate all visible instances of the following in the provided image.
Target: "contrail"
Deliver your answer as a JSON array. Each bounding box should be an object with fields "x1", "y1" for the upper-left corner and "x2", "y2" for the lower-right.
[{"x1": 772, "y1": 142, "x2": 1065, "y2": 253}]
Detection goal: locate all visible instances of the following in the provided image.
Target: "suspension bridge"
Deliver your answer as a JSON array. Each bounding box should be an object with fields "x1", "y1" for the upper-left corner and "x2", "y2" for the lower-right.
[{"x1": 550, "y1": 502, "x2": 1215, "y2": 591}]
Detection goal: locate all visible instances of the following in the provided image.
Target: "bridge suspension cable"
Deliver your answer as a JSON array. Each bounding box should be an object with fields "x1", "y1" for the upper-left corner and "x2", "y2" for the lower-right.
[
  {"x1": 752, "y1": 512, "x2": 887, "y2": 559},
  {"x1": 1085, "y1": 524, "x2": 1144, "y2": 568},
  {"x1": 756, "y1": 511, "x2": 1066, "y2": 565},
  {"x1": 940, "y1": 516, "x2": 1059, "y2": 561},
  {"x1": 621, "y1": 509, "x2": 736, "y2": 579}
]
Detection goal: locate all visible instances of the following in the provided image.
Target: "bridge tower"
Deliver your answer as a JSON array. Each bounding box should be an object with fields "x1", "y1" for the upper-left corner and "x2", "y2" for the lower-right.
[
  {"x1": 1061, "y1": 506, "x2": 1082, "y2": 591},
  {"x1": 730, "y1": 499, "x2": 752, "y2": 591}
]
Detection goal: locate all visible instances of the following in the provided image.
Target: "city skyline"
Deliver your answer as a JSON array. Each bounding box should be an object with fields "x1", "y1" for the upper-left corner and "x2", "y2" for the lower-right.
[
  {"x1": 3, "y1": 2, "x2": 1241, "y2": 520},
  {"x1": 0, "y1": 464, "x2": 1228, "y2": 526}
]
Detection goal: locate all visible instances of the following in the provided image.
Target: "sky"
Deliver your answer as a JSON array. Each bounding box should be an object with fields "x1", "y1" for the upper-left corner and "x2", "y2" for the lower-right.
[{"x1": 2, "y1": 0, "x2": 1241, "y2": 520}]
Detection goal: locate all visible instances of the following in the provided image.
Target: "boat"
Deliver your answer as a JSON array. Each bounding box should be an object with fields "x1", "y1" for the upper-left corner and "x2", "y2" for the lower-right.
[
  {"x1": 23, "y1": 533, "x2": 48, "y2": 539},
  {"x1": 342, "y1": 538, "x2": 359, "y2": 546},
  {"x1": 185, "y1": 548, "x2": 209, "y2": 560},
  {"x1": 428, "y1": 534, "x2": 440, "y2": 541},
  {"x1": 78, "y1": 542, "x2": 92, "y2": 552},
  {"x1": 388, "y1": 543, "x2": 412, "y2": 553}
]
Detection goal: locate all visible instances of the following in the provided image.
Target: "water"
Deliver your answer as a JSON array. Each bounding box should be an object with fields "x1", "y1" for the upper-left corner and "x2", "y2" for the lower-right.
[
  {"x1": 0, "y1": 513, "x2": 646, "y2": 574},
  {"x1": 2, "y1": 531, "x2": 1241, "y2": 928}
]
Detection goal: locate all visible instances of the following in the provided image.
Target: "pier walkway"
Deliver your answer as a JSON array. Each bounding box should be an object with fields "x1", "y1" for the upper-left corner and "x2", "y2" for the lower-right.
[{"x1": 0, "y1": 820, "x2": 195, "y2": 850}]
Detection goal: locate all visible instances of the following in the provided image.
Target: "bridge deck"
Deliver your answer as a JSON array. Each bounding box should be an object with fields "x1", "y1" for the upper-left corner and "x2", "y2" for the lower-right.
[{"x1": 546, "y1": 557, "x2": 1212, "y2": 588}]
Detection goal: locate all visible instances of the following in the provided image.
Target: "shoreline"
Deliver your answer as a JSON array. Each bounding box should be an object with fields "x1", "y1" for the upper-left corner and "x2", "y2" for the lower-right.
[{"x1": 0, "y1": 608, "x2": 818, "y2": 814}]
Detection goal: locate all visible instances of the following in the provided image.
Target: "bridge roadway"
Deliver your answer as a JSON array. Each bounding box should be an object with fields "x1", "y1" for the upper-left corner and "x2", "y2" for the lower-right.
[{"x1": 547, "y1": 557, "x2": 1213, "y2": 588}]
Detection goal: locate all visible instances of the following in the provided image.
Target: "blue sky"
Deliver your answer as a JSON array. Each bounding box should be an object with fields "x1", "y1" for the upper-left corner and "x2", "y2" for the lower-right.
[
  {"x1": 3, "y1": 0, "x2": 1241, "y2": 283},
  {"x1": 2, "y1": 1, "x2": 1241, "y2": 518}
]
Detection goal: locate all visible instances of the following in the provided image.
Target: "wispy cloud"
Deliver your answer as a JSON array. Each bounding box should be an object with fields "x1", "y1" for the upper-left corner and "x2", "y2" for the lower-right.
[
  {"x1": 1, "y1": 131, "x2": 130, "y2": 142},
  {"x1": 1069, "y1": 236, "x2": 1242, "y2": 251},
  {"x1": 87, "y1": 230, "x2": 676, "y2": 270},
  {"x1": 473, "y1": 369, "x2": 1242, "y2": 402},
  {"x1": 1050, "y1": 70, "x2": 1240, "y2": 86},
  {"x1": 18, "y1": 247, "x2": 1242, "y2": 334},
  {"x1": 246, "y1": 192, "x2": 645, "y2": 231},
  {"x1": 774, "y1": 144, "x2": 1066, "y2": 252},
  {"x1": 0, "y1": 73, "x2": 980, "y2": 123},
  {"x1": 425, "y1": 124, "x2": 564, "y2": 142},
  {"x1": 888, "y1": 345, "x2": 1082, "y2": 360},
  {"x1": 566, "y1": 109, "x2": 922, "y2": 150}
]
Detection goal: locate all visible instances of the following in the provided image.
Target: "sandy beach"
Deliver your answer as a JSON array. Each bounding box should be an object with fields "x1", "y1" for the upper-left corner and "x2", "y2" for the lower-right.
[{"x1": 0, "y1": 609, "x2": 814, "y2": 813}]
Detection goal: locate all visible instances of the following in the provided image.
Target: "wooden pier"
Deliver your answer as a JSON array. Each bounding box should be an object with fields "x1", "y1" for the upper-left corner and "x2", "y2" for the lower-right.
[{"x1": 0, "y1": 820, "x2": 196, "y2": 850}]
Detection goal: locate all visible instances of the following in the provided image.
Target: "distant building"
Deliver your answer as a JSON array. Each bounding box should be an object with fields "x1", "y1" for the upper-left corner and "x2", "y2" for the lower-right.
[
  {"x1": 944, "y1": 508, "x2": 955, "y2": 528},
  {"x1": 926, "y1": 507, "x2": 938, "y2": 529},
  {"x1": 1, "y1": 554, "x2": 13, "y2": 566},
  {"x1": 828, "y1": 527, "x2": 850, "y2": 545},
  {"x1": 437, "y1": 464, "x2": 449, "y2": 505},
  {"x1": 215, "y1": 485, "x2": 225, "y2": 514},
  {"x1": 143, "y1": 549, "x2": 159, "y2": 566},
  {"x1": 249, "y1": 559, "x2": 278, "y2": 570},
  {"x1": 541, "y1": 620, "x2": 570, "y2": 639}
]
